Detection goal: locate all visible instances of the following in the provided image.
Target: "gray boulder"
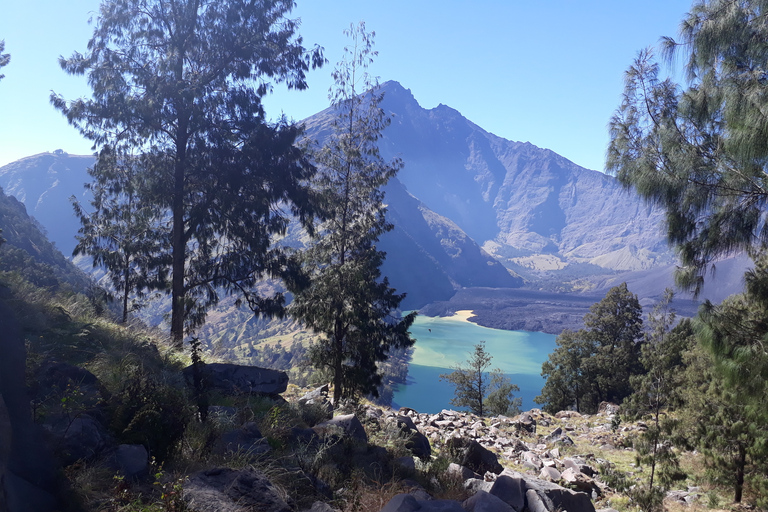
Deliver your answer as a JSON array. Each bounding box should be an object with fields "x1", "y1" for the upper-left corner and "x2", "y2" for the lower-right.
[
  {"x1": 521, "y1": 472, "x2": 595, "y2": 512},
  {"x1": 446, "y1": 463, "x2": 480, "y2": 481},
  {"x1": 52, "y1": 414, "x2": 111, "y2": 466},
  {"x1": 216, "y1": 422, "x2": 270, "y2": 457},
  {"x1": 379, "y1": 493, "x2": 466, "y2": 512},
  {"x1": 184, "y1": 363, "x2": 288, "y2": 396},
  {"x1": 466, "y1": 474, "x2": 527, "y2": 512},
  {"x1": 463, "y1": 490, "x2": 515, "y2": 512},
  {"x1": 314, "y1": 414, "x2": 367, "y2": 443},
  {"x1": 539, "y1": 466, "x2": 560, "y2": 481},
  {"x1": 184, "y1": 467, "x2": 291, "y2": 512},
  {"x1": 113, "y1": 444, "x2": 148, "y2": 479},
  {"x1": 445, "y1": 437, "x2": 503, "y2": 475}
]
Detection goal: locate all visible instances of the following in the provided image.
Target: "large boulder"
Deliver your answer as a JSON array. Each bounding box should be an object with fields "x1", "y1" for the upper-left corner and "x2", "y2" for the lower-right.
[
  {"x1": 379, "y1": 493, "x2": 466, "y2": 512},
  {"x1": 184, "y1": 363, "x2": 288, "y2": 396},
  {"x1": 469, "y1": 470, "x2": 595, "y2": 512},
  {"x1": 393, "y1": 415, "x2": 431, "y2": 460},
  {"x1": 51, "y1": 414, "x2": 112, "y2": 466},
  {"x1": 314, "y1": 414, "x2": 367, "y2": 444},
  {"x1": 446, "y1": 437, "x2": 503, "y2": 475},
  {"x1": 518, "y1": 471, "x2": 595, "y2": 512},
  {"x1": 215, "y1": 422, "x2": 270, "y2": 458},
  {"x1": 184, "y1": 467, "x2": 291, "y2": 512},
  {"x1": 463, "y1": 490, "x2": 515, "y2": 512}
]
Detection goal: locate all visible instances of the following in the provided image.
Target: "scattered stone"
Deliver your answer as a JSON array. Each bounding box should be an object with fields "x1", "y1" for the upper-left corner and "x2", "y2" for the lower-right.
[
  {"x1": 380, "y1": 493, "x2": 466, "y2": 512},
  {"x1": 447, "y1": 463, "x2": 480, "y2": 481},
  {"x1": 560, "y1": 468, "x2": 598, "y2": 495}
]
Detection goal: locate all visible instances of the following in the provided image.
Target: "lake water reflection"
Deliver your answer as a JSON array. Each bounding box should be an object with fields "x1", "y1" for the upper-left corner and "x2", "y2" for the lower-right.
[{"x1": 392, "y1": 311, "x2": 558, "y2": 413}]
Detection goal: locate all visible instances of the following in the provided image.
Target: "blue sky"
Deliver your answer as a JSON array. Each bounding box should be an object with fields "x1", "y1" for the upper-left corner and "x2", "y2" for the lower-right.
[{"x1": 0, "y1": 1, "x2": 692, "y2": 171}]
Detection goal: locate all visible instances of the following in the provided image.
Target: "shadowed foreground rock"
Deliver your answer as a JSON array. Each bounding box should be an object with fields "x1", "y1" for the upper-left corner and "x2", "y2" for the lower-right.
[
  {"x1": 184, "y1": 363, "x2": 289, "y2": 396},
  {"x1": 184, "y1": 467, "x2": 292, "y2": 512},
  {"x1": 0, "y1": 302, "x2": 66, "y2": 512}
]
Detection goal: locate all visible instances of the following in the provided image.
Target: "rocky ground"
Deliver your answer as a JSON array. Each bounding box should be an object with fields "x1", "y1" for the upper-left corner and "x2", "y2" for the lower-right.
[{"x1": 1, "y1": 358, "x2": 727, "y2": 512}]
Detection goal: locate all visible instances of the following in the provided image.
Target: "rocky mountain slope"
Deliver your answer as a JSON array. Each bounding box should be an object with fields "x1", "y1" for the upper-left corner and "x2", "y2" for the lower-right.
[
  {"x1": 304, "y1": 81, "x2": 673, "y2": 277},
  {"x1": 0, "y1": 151, "x2": 521, "y2": 310}
]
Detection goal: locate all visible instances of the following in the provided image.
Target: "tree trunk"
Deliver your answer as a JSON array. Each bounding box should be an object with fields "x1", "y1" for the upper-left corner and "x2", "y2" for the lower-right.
[
  {"x1": 170, "y1": 143, "x2": 187, "y2": 348},
  {"x1": 735, "y1": 444, "x2": 745, "y2": 503}
]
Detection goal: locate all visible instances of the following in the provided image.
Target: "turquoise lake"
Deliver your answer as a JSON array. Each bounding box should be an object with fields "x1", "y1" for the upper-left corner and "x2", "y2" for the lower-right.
[{"x1": 391, "y1": 312, "x2": 558, "y2": 413}]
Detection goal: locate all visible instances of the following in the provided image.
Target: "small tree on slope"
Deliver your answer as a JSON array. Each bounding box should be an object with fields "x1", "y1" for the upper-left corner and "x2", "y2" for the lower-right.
[{"x1": 289, "y1": 22, "x2": 415, "y2": 405}]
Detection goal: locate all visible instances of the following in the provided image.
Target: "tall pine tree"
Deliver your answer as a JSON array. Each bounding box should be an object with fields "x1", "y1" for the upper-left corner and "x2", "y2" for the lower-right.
[
  {"x1": 53, "y1": 0, "x2": 323, "y2": 346},
  {"x1": 71, "y1": 147, "x2": 168, "y2": 323},
  {"x1": 537, "y1": 283, "x2": 643, "y2": 414},
  {"x1": 289, "y1": 22, "x2": 415, "y2": 405}
]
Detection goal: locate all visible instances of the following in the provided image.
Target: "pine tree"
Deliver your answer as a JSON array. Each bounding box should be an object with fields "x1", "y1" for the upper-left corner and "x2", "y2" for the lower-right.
[
  {"x1": 289, "y1": 22, "x2": 414, "y2": 405},
  {"x1": 536, "y1": 329, "x2": 598, "y2": 414},
  {"x1": 537, "y1": 283, "x2": 643, "y2": 414},
  {"x1": 71, "y1": 147, "x2": 168, "y2": 323},
  {"x1": 607, "y1": 1, "x2": 768, "y2": 294},
  {"x1": 440, "y1": 341, "x2": 520, "y2": 417},
  {"x1": 682, "y1": 336, "x2": 768, "y2": 505},
  {"x1": 625, "y1": 290, "x2": 689, "y2": 511},
  {"x1": 52, "y1": 0, "x2": 323, "y2": 346},
  {"x1": 0, "y1": 40, "x2": 9, "y2": 81}
]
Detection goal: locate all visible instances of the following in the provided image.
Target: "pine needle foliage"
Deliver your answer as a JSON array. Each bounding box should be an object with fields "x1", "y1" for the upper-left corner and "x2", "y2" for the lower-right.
[
  {"x1": 440, "y1": 341, "x2": 520, "y2": 417},
  {"x1": 607, "y1": 1, "x2": 768, "y2": 294},
  {"x1": 52, "y1": 0, "x2": 323, "y2": 346},
  {"x1": 537, "y1": 283, "x2": 643, "y2": 414},
  {"x1": 289, "y1": 22, "x2": 415, "y2": 405}
]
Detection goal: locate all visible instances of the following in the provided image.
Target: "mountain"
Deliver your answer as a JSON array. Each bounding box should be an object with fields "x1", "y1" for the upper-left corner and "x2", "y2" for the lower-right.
[
  {"x1": 0, "y1": 150, "x2": 92, "y2": 256},
  {"x1": 305, "y1": 81, "x2": 672, "y2": 277},
  {"x1": 0, "y1": 150, "x2": 521, "y2": 309},
  {"x1": 0, "y1": 184, "x2": 89, "y2": 290}
]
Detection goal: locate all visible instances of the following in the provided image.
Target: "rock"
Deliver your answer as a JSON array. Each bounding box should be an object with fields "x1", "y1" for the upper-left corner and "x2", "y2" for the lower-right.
[
  {"x1": 488, "y1": 474, "x2": 527, "y2": 511},
  {"x1": 406, "y1": 431, "x2": 432, "y2": 460},
  {"x1": 447, "y1": 463, "x2": 480, "y2": 481},
  {"x1": 302, "y1": 502, "x2": 337, "y2": 512},
  {"x1": 544, "y1": 427, "x2": 574, "y2": 446},
  {"x1": 314, "y1": 414, "x2": 367, "y2": 443},
  {"x1": 52, "y1": 414, "x2": 111, "y2": 466},
  {"x1": 184, "y1": 363, "x2": 288, "y2": 396},
  {"x1": 563, "y1": 458, "x2": 596, "y2": 477},
  {"x1": 512, "y1": 413, "x2": 536, "y2": 434},
  {"x1": 560, "y1": 468, "x2": 598, "y2": 495},
  {"x1": 299, "y1": 384, "x2": 329, "y2": 404},
  {"x1": 463, "y1": 490, "x2": 515, "y2": 512},
  {"x1": 445, "y1": 437, "x2": 503, "y2": 475},
  {"x1": 184, "y1": 467, "x2": 291, "y2": 512},
  {"x1": 113, "y1": 444, "x2": 148, "y2": 479},
  {"x1": 522, "y1": 473, "x2": 596, "y2": 512},
  {"x1": 395, "y1": 456, "x2": 416, "y2": 472},
  {"x1": 216, "y1": 422, "x2": 270, "y2": 457},
  {"x1": 33, "y1": 361, "x2": 108, "y2": 414},
  {"x1": 379, "y1": 493, "x2": 466, "y2": 512},
  {"x1": 396, "y1": 415, "x2": 418, "y2": 431},
  {"x1": 597, "y1": 402, "x2": 620, "y2": 416},
  {"x1": 522, "y1": 451, "x2": 542, "y2": 469},
  {"x1": 555, "y1": 411, "x2": 581, "y2": 419},
  {"x1": 539, "y1": 466, "x2": 560, "y2": 481}
]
